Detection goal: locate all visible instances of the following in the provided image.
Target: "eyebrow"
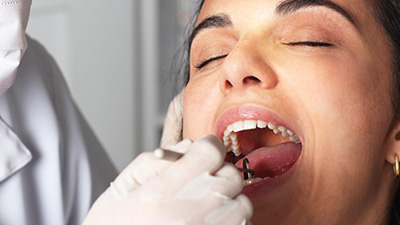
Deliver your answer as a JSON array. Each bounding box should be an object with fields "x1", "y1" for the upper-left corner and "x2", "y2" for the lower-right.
[
  {"x1": 190, "y1": 14, "x2": 233, "y2": 43},
  {"x1": 275, "y1": 0, "x2": 356, "y2": 27}
]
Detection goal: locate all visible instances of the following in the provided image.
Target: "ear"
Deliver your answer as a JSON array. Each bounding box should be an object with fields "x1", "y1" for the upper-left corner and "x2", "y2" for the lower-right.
[{"x1": 385, "y1": 119, "x2": 400, "y2": 165}]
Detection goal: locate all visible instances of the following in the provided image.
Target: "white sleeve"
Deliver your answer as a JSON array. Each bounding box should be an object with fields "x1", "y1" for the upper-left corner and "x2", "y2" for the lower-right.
[{"x1": 0, "y1": 35, "x2": 117, "y2": 225}]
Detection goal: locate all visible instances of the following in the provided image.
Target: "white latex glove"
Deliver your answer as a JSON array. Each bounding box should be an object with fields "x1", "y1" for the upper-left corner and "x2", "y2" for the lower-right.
[
  {"x1": 160, "y1": 89, "x2": 184, "y2": 149},
  {"x1": 83, "y1": 135, "x2": 253, "y2": 225},
  {"x1": 0, "y1": 0, "x2": 31, "y2": 96}
]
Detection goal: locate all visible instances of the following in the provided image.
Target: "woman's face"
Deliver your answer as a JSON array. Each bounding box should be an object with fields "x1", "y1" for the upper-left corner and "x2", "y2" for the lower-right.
[{"x1": 183, "y1": 0, "x2": 397, "y2": 224}]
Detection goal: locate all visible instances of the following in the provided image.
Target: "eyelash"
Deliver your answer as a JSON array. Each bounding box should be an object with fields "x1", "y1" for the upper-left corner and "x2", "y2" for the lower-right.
[
  {"x1": 195, "y1": 54, "x2": 228, "y2": 69},
  {"x1": 286, "y1": 41, "x2": 333, "y2": 47}
]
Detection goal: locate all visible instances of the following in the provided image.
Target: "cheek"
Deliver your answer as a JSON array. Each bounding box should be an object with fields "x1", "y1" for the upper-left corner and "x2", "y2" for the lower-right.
[
  {"x1": 292, "y1": 54, "x2": 394, "y2": 179},
  {"x1": 183, "y1": 76, "x2": 221, "y2": 140},
  {"x1": 282, "y1": 57, "x2": 395, "y2": 209},
  {"x1": 286, "y1": 52, "x2": 393, "y2": 134}
]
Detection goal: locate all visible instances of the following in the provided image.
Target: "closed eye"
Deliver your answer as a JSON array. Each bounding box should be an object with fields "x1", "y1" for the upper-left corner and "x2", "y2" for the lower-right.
[
  {"x1": 286, "y1": 41, "x2": 333, "y2": 47},
  {"x1": 195, "y1": 54, "x2": 228, "y2": 69}
]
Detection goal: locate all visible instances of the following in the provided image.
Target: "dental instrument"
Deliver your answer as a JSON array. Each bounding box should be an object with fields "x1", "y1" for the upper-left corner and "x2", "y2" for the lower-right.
[
  {"x1": 154, "y1": 148, "x2": 255, "y2": 179},
  {"x1": 242, "y1": 158, "x2": 253, "y2": 180}
]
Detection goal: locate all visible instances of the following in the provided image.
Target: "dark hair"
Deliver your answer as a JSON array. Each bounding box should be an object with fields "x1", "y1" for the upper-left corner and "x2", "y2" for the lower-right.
[
  {"x1": 180, "y1": 0, "x2": 205, "y2": 86},
  {"x1": 375, "y1": 0, "x2": 400, "y2": 114},
  {"x1": 181, "y1": 0, "x2": 400, "y2": 223},
  {"x1": 368, "y1": 0, "x2": 400, "y2": 224}
]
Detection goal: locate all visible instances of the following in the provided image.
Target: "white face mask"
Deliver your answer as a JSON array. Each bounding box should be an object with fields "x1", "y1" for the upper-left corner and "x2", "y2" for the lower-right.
[{"x1": 0, "y1": 0, "x2": 31, "y2": 96}]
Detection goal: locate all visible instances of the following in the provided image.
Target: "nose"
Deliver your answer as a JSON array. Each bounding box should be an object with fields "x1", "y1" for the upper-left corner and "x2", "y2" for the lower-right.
[{"x1": 219, "y1": 43, "x2": 278, "y2": 94}]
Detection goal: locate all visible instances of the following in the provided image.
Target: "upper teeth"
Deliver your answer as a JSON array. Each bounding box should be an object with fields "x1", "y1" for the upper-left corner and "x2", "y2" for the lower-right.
[{"x1": 223, "y1": 120, "x2": 300, "y2": 156}]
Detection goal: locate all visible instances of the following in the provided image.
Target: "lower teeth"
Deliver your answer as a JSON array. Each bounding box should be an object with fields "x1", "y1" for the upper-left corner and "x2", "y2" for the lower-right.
[{"x1": 243, "y1": 177, "x2": 267, "y2": 186}]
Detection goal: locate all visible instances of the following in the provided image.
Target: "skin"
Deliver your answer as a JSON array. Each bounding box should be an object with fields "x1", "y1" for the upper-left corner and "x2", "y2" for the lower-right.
[{"x1": 182, "y1": 0, "x2": 400, "y2": 224}]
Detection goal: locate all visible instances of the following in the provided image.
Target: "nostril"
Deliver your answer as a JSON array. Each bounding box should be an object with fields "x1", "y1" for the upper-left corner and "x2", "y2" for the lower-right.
[
  {"x1": 221, "y1": 75, "x2": 266, "y2": 93},
  {"x1": 225, "y1": 80, "x2": 233, "y2": 89},
  {"x1": 243, "y1": 76, "x2": 261, "y2": 85}
]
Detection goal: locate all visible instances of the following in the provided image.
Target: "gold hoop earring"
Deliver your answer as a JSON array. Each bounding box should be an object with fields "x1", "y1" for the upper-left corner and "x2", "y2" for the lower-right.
[{"x1": 394, "y1": 154, "x2": 400, "y2": 178}]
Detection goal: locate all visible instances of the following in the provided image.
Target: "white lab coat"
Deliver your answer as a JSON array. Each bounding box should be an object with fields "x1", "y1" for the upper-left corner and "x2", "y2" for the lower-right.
[{"x1": 0, "y1": 36, "x2": 117, "y2": 225}]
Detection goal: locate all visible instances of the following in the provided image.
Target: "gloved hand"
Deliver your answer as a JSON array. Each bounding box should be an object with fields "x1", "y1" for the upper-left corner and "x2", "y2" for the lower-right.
[
  {"x1": 82, "y1": 135, "x2": 253, "y2": 225},
  {"x1": 160, "y1": 89, "x2": 184, "y2": 149}
]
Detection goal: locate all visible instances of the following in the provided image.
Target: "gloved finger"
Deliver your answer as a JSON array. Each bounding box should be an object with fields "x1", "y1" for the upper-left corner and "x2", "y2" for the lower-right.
[
  {"x1": 167, "y1": 164, "x2": 242, "y2": 204},
  {"x1": 211, "y1": 162, "x2": 244, "y2": 198},
  {"x1": 170, "y1": 166, "x2": 243, "y2": 204},
  {"x1": 169, "y1": 138, "x2": 192, "y2": 154},
  {"x1": 162, "y1": 135, "x2": 226, "y2": 185},
  {"x1": 174, "y1": 163, "x2": 243, "y2": 202},
  {"x1": 111, "y1": 152, "x2": 164, "y2": 196},
  {"x1": 203, "y1": 194, "x2": 253, "y2": 225},
  {"x1": 112, "y1": 139, "x2": 192, "y2": 196}
]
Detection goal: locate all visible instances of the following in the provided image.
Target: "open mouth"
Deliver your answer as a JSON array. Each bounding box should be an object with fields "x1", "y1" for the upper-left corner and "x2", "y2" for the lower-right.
[{"x1": 220, "y1": 119, "x2": 302, "y2": 186}]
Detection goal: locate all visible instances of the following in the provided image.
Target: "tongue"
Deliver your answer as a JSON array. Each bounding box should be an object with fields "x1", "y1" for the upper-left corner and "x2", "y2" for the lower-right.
[{"x1": 235, "y1": 142, "x2": 301, "y2": 178}]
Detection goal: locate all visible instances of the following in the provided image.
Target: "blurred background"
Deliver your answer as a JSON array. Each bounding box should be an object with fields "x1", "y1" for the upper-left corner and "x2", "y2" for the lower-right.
[{"x1": 27, "y1": 0, "x2": 199, "y2": 171}]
